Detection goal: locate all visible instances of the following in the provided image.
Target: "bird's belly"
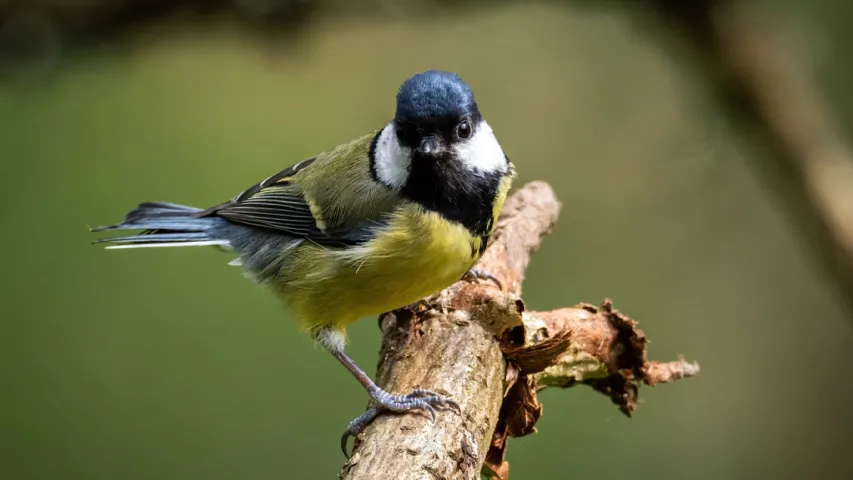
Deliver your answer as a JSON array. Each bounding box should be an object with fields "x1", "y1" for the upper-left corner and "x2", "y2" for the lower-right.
[{"x1": 279, "y1": 208, "x2": 478, "y2": 330}]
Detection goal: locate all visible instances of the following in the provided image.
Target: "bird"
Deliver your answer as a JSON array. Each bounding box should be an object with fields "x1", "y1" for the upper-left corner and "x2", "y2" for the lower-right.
[{"x1": 91, "y1": 69, "x2": 516, "y2": 455}]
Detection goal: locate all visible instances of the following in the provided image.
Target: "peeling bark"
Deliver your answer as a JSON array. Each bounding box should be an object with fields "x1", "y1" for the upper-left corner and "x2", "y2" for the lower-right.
[{"x1": 340, "y1": 183, "x2": 698, "y2": 480}]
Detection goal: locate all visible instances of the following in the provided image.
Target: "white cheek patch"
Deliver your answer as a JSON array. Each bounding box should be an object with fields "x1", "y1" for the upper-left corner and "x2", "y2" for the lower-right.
[
  {"x1": 453, "y1": 121, "x2": 508, "y2": 174},
  {"x1": 373, "y1": 123, "x2": 411, "y2": 189}
]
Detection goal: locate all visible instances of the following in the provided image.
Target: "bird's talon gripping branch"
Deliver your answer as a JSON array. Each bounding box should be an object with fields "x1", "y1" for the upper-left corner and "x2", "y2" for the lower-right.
[
  {"x1": 406, "y1": 387, "x2": 442, "y2": 398},
  {"x1": 340, "y1": 390, "x2": 460, "y2": 458},
  {"x1": 463, "y1": 267, "x2": 503, "y2": 290},
  {"x1": 327, "y1": 338, "x2": 462, "y2": 458},
  {"x1": 341, "y1": 407, "x2": 380, "y2": 458},
  {"x1": 369, "y1": 387, "x2": 460, "y2": 415}
]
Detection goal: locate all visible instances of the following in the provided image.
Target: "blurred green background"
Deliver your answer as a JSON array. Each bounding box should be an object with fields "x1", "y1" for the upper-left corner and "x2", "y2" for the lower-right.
[{"x1": 2, "y1": 1, "x2": 853, "y2": 479}]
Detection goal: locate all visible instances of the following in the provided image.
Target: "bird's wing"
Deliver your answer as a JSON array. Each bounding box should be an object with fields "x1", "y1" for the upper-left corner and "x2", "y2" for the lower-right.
[{"x1": 195, "y1": 156, "x2": 382, "y2": 247}]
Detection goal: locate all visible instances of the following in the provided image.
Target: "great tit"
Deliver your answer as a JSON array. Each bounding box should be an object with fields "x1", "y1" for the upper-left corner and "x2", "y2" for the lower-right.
[{"x1": 92, "y1": 69, "x2": 516, "y2": 453}]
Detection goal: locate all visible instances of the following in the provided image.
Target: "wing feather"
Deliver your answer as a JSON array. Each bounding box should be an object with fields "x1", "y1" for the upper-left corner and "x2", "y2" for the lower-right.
[{"x1": 197, "y1": 154, "x2": 384, "y2": 246}]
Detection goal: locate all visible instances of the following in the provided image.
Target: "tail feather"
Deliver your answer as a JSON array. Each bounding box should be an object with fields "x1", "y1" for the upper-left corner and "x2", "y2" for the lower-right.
[
  {"x1": 93, "y1": 232, "x2": 211, "y2": 244},
  {"x1": 91, "y1": 219, "x2": 211, "y2": 232},
  {"x1": 104, "y1": 240, "x2": 230, "y2": 250},
  {"x1": 92, "y1": 202, "x2": 229, "y2": 250}
]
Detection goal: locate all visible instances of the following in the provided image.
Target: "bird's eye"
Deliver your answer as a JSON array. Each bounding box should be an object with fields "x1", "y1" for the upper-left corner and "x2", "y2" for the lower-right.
[{"x1": 456, "y1": 120, "x2": 472, "y2": 139}]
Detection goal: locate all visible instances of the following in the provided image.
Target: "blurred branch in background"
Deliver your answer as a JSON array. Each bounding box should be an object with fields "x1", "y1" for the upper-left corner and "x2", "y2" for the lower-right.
[
  {"x1": 339, "y1": 183, "x2": 697, "y2": 480},
  {"x1": 0, "y1": 0, "x2": 319, "y2": 79},
  {"x1": 627, "y1": 0, "x2": 853, "y2": 321}
]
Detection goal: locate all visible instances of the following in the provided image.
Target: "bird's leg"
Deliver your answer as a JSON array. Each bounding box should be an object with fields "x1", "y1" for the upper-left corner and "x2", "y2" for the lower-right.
[
  {"x1": 462, "y1": 267, "x2": 503, "y2": 290},
  {"x1": 314, "y1": 327, "x2": 461, "y2": 458}
]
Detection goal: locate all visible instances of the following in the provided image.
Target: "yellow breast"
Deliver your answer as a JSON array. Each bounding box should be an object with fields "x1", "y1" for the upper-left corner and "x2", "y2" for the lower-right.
[{"x1": 278, "y1": 203, "x2": 479, "y2": 331}]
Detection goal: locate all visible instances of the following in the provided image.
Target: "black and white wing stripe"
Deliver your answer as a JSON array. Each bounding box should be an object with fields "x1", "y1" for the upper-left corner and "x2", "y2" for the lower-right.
[{"x1": 196, "y1": 157, "x2": 375, "y2": 247}]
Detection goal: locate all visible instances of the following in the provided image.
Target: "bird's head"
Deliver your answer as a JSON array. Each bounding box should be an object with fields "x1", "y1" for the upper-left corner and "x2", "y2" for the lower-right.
[
  {"x1": 371, "y1": 70, "x2": 508, "y2": 191},
  {"x1": 393, "y1": 70, "x2": 482, "y2": 160}
]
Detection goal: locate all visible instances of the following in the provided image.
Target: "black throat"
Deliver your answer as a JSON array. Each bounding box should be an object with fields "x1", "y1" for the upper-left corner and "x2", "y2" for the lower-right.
[{"x1": 398, "y1": 151, "x2": 502, "y2": 236}]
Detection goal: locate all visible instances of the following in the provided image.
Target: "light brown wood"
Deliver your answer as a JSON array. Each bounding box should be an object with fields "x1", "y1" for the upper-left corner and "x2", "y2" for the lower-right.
[
  {"x1": 339, "y1": 182, "x2": 699, "y2": 480},
  {"x1": 339, "y1": 182, "x2": 560, "y2": 480}
]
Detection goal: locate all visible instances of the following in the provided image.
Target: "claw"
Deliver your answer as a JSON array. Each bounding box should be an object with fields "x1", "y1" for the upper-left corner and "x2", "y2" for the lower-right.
[
  {"x1": 462, "y1": 268, "x2": 503, "y2": 290},
  {"x1": 341, "y1": 406, "x2": 380, "y2": 458},
  {"x1": 339, "y1": 388, "x2": 462, "y2": 458},
  {"x1": 423, "y1": 404, "x2": 437, "y2": 423},
  {"x1": 341, "y1": 431, "x2": 351, "y2": 459},
  {"x1": 409, "y1": 387, "x2": 442, "y2": 398}
]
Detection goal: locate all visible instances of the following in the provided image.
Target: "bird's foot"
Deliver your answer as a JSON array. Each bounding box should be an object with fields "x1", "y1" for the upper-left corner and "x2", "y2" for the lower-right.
[
  {"x1": 340, "y1": 387, "x2": 461, "y2": 457},
  {"x1": 462, "y1": 267, "x2": 503, "y2": 290}
]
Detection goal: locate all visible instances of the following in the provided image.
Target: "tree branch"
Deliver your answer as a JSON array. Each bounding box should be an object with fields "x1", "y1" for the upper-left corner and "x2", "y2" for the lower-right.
[{"x1": 339, "y1": 182, "x2": 698, "y2": 480}]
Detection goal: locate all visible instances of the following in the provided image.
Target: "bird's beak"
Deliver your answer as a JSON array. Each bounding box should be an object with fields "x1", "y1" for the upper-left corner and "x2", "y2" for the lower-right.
[{"x1": 417, "y1": 136, "x2": 441, "y2": 156}]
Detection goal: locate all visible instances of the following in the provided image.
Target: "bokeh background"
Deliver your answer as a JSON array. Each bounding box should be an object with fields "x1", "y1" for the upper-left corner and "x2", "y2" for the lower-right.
[{"x1": 2, "y1": 1, "x2": 853, "y2": 479}]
